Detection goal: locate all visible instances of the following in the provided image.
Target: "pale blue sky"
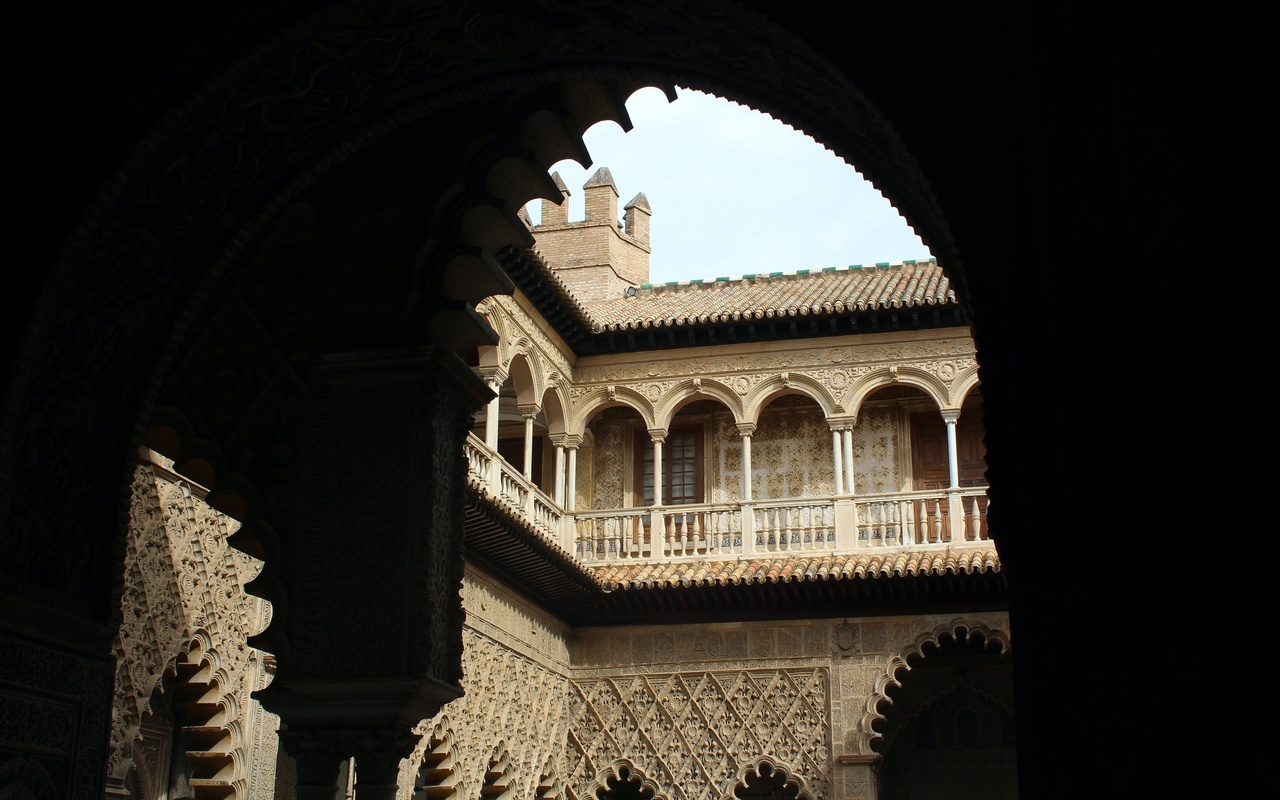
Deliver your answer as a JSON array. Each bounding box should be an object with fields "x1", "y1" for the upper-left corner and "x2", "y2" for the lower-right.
[{"x1": 530, "y1": 87, "x2": 932, "y2": 285}]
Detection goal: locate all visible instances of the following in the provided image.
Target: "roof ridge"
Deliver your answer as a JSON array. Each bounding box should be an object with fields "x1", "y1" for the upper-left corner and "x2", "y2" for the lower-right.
[{"x1": 632, "y1": 258, "x2": 938, "y2": 294}]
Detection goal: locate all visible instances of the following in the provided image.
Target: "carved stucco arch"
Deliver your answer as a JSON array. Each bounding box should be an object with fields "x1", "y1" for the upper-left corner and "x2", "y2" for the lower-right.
[
  {"x1": 535, "y1": 755, "x2": 571, "y2": 800},
  {"x1": 743, "y1": 375, "x2": 839, "y2": 424},
  {"x1": 719, "y1": 756, "x2": 814, "y2": 800},
  {"x1": 654, "y1": 378, "x2": 745, "y2": 429},
  {"x1": 481, "y1": 742, "x2": 516, "y2": 800},
  {"x1": 406, "y1": 716, "x2": 464, "y2": 800},
  {"x1": 855, "y1": 618, "x2": 1011, "y2": 754},
  {"x1": 845, "y1": 366, "x2": 950, "y2": 418},
  {"x1": 590, "y1": 759, "x2": 666, "y2": 800},
  {"x1": 569, "y1": 387, "x2": 657, "y2": 437}
]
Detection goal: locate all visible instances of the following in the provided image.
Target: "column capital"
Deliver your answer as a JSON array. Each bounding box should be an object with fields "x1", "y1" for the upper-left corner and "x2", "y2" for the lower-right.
[
  {"x1": 478, "y1": 365, "x2": 508, "y2": 386},
  {"x1": 647, "y1": 428, "x2": 668, "y2": 443},
  {"x1": 828, "y1": 416, "x2": 856, "y2": 432},
  {"x1": 517, "y1": 403, "x2": 541, "y2": 419},
  {"x1": 548, "y1": 432, "x2": 570, "y2": 447},
  {"x1": 561, "y1": 432, "x2": 584, "y2": 449},
  {"x1": 736, "y1": 421, "x2": 757, "y2": 437},
  {"x1": 941, "y1": 409, "x2": 961, "y2": 424}
]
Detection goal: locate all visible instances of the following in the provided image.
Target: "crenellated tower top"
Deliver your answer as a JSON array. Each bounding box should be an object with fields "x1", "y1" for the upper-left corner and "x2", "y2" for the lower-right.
[{"x1": 529, "y1": 167, "x2": 651, "y2": 305}]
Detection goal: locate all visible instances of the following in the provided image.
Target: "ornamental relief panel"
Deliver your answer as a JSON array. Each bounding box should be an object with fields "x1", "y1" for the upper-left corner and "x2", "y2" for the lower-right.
[
  {"x1": 588, "y1": 419, "x2": 629, "y2": 509},
  {"x1": 399, "y1": 629, "x2": 573, "y2": 800},
  {"x1": 850, "y1": 407, "x2": 902, "y2": 494},
  {"x1": 462, "y1": 569, "x2": 571, "y2": 668},
  {"x1": 109, "y1": 457, "x2": 279, "y2": 796},
  {"x1": 566, "y1": 669, "x2": 831, "y2": 800},
  {"x1": 572, "y1": 338, "x2": 975, "y2": 396}
]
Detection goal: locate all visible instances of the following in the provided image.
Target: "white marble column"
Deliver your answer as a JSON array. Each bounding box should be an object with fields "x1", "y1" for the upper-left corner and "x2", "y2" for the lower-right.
[
  {"x1": 737, "y1": 422, "x2": 756, "y2": 501},
  {"x1": 552, "y1": 436, "x2": 566, "y2": 504},
  {"x1": 943, "y1": 410, "x2": 961, "y2": 489},
  {"x1": 649, "y1": 429, "x2": 666, "y2": 507},
  {"x1": 521, "y1": 411, "x2": 537, "y2": 480},
  {"x1": 831, "y1": 426, "x2": 845, "y2": 495},
  {"x1": 841, "y1": 424, "x2": 856, "y2": 495},
  {"x1": 565, "y1": 433, "x2": 581, "y2": 511},
  {"x1": 484, "y1": 377, "x2": 502, "y2": 451}
]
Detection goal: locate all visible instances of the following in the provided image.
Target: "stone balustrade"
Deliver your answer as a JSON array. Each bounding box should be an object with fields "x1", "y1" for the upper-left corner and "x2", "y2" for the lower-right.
[{"x1": 464, "y1": 433, "x2": 990, "y2": 564}]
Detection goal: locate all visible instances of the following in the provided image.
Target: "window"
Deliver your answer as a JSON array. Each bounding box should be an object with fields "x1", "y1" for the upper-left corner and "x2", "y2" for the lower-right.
[{"x1": 634, "y1": 424, "x2": 704, "y2": 506}]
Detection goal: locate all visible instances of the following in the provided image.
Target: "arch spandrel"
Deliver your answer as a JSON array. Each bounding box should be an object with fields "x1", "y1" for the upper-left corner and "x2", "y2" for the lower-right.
[{"x1": 949, "y1": 367, "x2": 982, "y2": 410}]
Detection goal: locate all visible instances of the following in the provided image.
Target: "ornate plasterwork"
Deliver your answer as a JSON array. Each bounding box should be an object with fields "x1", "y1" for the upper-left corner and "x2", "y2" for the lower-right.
[
  {"x1": 461, "y1": 570, "x2": 572, "y2": 667},
  {"x1": 566, "y1": 669, "x2": 831, "y2": 800},
  {"x1": 400, "y1": 630, "x2": 573, "y2": 800},
  {"x1": 107, "y1": 457, "x2": 278, "y2": 797},
  {"x1": 480, "y1": 295, "x2": 575, "y2": 394}
]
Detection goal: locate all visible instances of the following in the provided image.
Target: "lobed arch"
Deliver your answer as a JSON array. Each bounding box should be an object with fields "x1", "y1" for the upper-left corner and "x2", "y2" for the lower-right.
[
  {"x1": 743, "y1": 376, "x2": 838, "y2": 425},
  {"x1": 480, "y1": 743, "x2": 516, "y2": 800},
  {"x1": 569, "y1": 387, "x2": 657, "y2": 437},
  {"x1": 409, "y1": 716, "x2": 464, "y2": 800},
  {"x1": 654, "y1": 378, "x2": 745, "y2": 429},
  {"x1": 855, "y1": 618, "x2": 1011, "y2": 755},
  {"x1": 590, "y1": 759, "x2": 665, "y2": 800},
  {"x1": 845, "y1": 366, "x2": 950, "y2": 418},
  {"x1": 535, "y1": 756, "x2": 573, "y2": 800},
  {"x1": 720, "y1": 756, "x2": 814, "y2": 800}
]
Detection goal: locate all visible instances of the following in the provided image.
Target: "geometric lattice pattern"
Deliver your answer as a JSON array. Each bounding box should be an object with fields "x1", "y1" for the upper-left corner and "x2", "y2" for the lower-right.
[{"x1": 566, "y1": 670, "x2": 830, "y2": 800}]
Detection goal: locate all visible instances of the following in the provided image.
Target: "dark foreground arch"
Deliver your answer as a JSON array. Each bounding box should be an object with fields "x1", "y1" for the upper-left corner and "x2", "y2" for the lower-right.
[{"x1": 1, "y1": 1, "x2": 1246, "y2": 796}]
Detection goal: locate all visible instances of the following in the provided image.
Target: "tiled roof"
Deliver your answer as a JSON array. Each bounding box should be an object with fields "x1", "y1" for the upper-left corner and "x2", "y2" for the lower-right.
[
  {"x1": 584, "y1": 260, "x2": 955, "y2": 333},
  {"x1": 587, "y1": 545, "x2": 1000, "y2": 590}
]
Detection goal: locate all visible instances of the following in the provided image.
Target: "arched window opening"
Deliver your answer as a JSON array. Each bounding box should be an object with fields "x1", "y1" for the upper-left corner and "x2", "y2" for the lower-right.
[{"x1": 873, "y1": 631, "x2": 1016, "y2": 800}]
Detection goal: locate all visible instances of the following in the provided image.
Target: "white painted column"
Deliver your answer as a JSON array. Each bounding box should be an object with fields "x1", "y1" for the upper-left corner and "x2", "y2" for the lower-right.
[
  {"x1": 522, "y1": 412, "x2": 536, "y2": 480},
  {"x1": 737, "y1": 422, "x2": 756, "y2": 502},
  {"x1": 943, "y1": 410, "x2": 961, "y2": 489},
  {"x1": 566, "y1": 437, "x2": 579, "y2": 511},
  {"x1": 841, "y1": 425, "x2": 856, "y2": 495},
  {"x1": 484, "y1": 377, "x2": 502, "y2": 451},
  {"x1": 650, "y1": 431, "x2": 665, "y2": 507},
  {"x1": 553, "y1": 438, "x2": 566, "y2": 504},
  {"x1": 831, "y1": 427, "x2": 844, "y2": 496}
]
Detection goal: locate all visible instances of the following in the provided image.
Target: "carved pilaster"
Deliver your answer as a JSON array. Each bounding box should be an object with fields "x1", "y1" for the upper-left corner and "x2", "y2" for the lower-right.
[{"x1": 258, "y1": 347, "x2": 485, "y2": 756}]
